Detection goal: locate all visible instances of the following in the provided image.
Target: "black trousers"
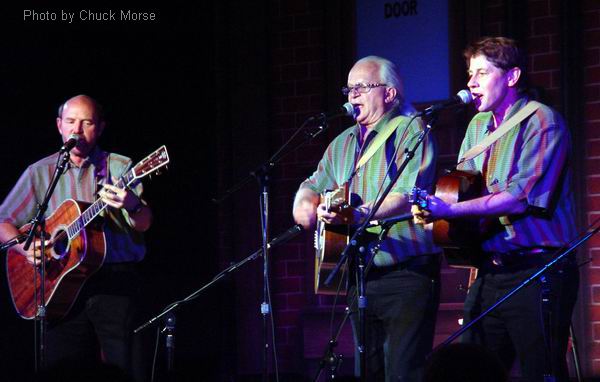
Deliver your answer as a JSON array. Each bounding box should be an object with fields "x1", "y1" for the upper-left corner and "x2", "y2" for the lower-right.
[
  {"x1": 44, "y1": 263, "x2": 143, "y2": 380},
  {"x1": 462, "y1": 260, "x2": 579, "y2": 382},
  {"x1": 347, "y1": 257, "x2": 441, "y2": 382}
]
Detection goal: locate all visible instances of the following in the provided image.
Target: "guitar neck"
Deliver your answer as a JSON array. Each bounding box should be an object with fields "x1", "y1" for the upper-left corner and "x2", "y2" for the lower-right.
[{"x1": 65, "y1": 169, "x2": 135, "y2": 240}]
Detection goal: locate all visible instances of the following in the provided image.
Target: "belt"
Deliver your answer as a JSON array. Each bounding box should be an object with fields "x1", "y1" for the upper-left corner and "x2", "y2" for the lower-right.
[
  {"x1": 368, "y1": 253, "x2": 441, "y2": 276},
  {"x1": 482, "y1": 247, "x2": 570, "y2": 270}
]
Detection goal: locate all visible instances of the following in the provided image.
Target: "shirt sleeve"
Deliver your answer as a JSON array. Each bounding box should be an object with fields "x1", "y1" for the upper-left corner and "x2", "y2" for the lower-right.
[
  {"x1": 300, "y1": 141, "x2": 340, "y2": 194},
  {"x1": 0, "y1": 166, "x2": 39, "y2": 227}
]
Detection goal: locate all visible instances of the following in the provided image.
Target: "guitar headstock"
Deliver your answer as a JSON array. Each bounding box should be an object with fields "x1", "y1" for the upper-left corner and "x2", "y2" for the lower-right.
[
  {"x1": 409, "y1": 187, "x2": 429, "y2": 209},
  {"x1": 133, "y1": 145, "x2": 170, "y2": 179}
]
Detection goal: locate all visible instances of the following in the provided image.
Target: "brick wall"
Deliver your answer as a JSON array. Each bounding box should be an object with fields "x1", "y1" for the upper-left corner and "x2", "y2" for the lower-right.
[
  {"x1": 226, "y1": 0, "x2": 600, "y2": 377},
  {"x1": 268, "y1": 0, "x2": 330, "y2": 374},
  {"x1": 584, "y1": 0, "x2": 600, "y2": 375}
]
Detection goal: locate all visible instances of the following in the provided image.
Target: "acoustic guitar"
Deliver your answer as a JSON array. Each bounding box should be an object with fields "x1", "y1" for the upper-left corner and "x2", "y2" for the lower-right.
[
  {"x1": 5, "y1": 146, "x2": 169, "y2": 320},
  {"x1": 313, "y1": 184, "x2": 351, "y2": 295},
  {"x1": 412, "y1": 169, "x2": 484, "y2": 268}
]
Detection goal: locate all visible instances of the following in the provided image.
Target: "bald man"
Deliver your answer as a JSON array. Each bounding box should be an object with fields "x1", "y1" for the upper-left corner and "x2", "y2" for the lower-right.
[{"x1": 0, "y1": 95, "x2": 152, "y2": 379}]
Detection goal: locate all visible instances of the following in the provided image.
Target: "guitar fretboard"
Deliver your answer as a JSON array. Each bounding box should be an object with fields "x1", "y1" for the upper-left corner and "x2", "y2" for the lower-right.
[{"x1": 65, "y1": 170, "x2": 136, "y2": 240}]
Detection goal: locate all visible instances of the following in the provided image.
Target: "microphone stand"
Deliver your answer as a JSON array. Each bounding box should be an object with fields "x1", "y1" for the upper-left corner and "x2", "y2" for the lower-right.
[
  {"x1": 323, "y1": 115, "x2": 437, "y2": 381},
  {"x1": 18, "y1": 149, "x2": 72, "y2": 372},
  {"x1": 312, "y1": 214, "x2": 411, "y2": 381},
  {"x1": 134, "y1": 225, "x2": 303, "y2": 380},
  {"x1": 433, "y1": 217, "x2": 600, "y2": 376},
  {"x1": 212, "y1": 111, "x2": 344, "y2": 381}
]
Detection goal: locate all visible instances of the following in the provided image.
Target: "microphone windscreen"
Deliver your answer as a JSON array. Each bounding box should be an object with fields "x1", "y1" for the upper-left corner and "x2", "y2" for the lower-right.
[
  {"x1": 342, "y1": 102, "x2": 357, "y2": 118},
  {"x1": 456, "y1": 89, "x2": 473, "y2": 105}
]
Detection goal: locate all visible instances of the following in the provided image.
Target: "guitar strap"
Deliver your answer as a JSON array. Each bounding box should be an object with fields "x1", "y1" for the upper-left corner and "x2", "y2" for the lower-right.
[
  {"x1": 354, "y1": 115, "x2": 411, "y2": 173},
  {"x1": 458, "y1": 100, "x2": 541, "y2": 164}
]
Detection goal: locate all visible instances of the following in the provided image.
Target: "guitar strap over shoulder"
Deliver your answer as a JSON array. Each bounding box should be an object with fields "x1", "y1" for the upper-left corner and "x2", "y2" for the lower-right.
[{"x1": 458, "y1": 100, "x2": 541, "y2": 165}]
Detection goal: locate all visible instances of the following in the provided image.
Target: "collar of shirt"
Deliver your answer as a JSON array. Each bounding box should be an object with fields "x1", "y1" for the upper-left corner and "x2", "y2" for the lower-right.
[
  {"x1": 349, "y1": 107, "x2": 400, "y2": 140},
  {"x1": 484, "y1": 96, "x2": 530, "y2": 134}
]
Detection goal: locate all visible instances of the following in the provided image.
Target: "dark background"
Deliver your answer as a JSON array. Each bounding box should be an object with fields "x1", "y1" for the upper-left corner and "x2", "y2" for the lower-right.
[{"x1": 0, "y1": 2, "x2": 234, "y2": 380}]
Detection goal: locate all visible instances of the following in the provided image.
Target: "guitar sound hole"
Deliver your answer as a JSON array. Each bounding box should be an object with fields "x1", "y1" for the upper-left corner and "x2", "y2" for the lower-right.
[{"x1": 52, "y1": 230, "x2": 70, "y2": 260}]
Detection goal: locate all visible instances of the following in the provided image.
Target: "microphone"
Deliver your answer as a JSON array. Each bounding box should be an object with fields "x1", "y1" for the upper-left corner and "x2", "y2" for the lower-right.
[
  {"x1": 59, "y1": 134, "x2": 80, "y2": 153},
  {"x1": 418, "y1": 89, "x2": 473, "y2": 117},
  {"x1": 267, "y1": 224, "x2": 303, "y2": 249},
  {"x1": 309, "y1": 102, "x2": 356, "y2": 121}
]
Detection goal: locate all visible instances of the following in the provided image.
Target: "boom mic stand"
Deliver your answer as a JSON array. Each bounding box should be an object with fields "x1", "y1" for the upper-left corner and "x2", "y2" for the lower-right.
[
  {"x1": 134, "y1": 224, "x2": 303, "y2": 381},
  {"x1": 211, "y1": 111, "x2": 347, "y2": 381},
  {"x1": 324, "y1": 115, "x2": 438, "y2": 381},
  {"x1": 433, "y1": 216, "x2": 600, "y2": 380}
]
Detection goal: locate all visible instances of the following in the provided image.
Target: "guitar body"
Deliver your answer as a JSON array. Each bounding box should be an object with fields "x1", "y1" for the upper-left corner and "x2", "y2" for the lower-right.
[
  {"x1": 5, "y1": 145, "x2": 169, "y2": 321},
  {"x1": 314, "y1": 185, "x2": 350, "y2": 295},
  {"x1": 432, "y1": 170, "x2": 483, "y2": 268},
  {"x1": 6, "y1": 199, "x2": 106, "y2": 320}
]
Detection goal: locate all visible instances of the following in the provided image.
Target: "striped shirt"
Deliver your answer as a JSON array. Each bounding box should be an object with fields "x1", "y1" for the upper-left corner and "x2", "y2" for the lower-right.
[
  {"x1": 0, "y1": 147, "x2": 146, "y2": 263},
  {"x1": 457, "y1": 97, "x2": 576, "y2": 252},
  {"x1": 301, "y1": 110, "x2": 440, "y2": 266}
]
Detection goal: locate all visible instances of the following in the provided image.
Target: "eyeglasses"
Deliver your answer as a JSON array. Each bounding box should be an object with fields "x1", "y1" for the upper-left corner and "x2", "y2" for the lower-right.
[{"x1": 341, "y1": 83, "x2": 387, "y2": 96}]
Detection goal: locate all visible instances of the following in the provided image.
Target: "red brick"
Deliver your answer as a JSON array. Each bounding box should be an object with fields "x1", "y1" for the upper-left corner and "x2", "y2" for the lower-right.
[
  {"x1": 271, "y1": 15, "x2": 295, "y2": 32},
  {"x1": 587, "y1": 121, "x2": 600, "y2": 138},
  {"x1": 528, "y1": 35, "x2": 551, "y2": 55},
  {"x1": 585, "y1": 48, "x2": 600, "y2": 67},
  {"x1": 589, "y1": 225, "x2": 600, "y2": 244},
  {"x1": 529, "y1": 71, "x2": 553, "y2": 88},
  {"x1": 287, "y1": 293, "x2": 307, "y2": 309},
  {"x1": 593, "y1": 359, "x2": 600, "y2": 376},
  {"x1": 273, "y1": 294, "x2": 288, "y2": 311},
  {"x1": 591, "y1": 248, "x2": 600, "y2": 267},
  {"x1": 587, "y1": 269, "x2": 600, "y2": 284},
  {"x1": 280, "y1": 0, "x2": 309, "y2": 16},
  {"x1": 586, "y1": 66, "x2": 600, "y2": 84},
  {"x1": 484, "y1": 5, "x2": 504, "y2": 23},
  {"x1": 281, "y1": 63, "x2": 309, "y2": 81},
  {"x1": 274, "y1": 276, "x2": 303, "y2": 293},
  {"x1": 584, "y1": 1, "x2": 600, "y2": 11},
  {"x1": 586, "y1": 84, "x2": 600, "y2": 102},
  {"x1": 593, "y1": 285, "x2": 600, "y2": 304},
  {"x1": 276, "y1": 310, "x2": 300, "y2": 327},
  {"x1": 532, "y1": 16, "x2": 559, "y2": 36},
  {"x1": 529, "y1": 0, "x2": 550, "y2": 17},
  {"x1": 309, "y1": 62, "x2": 325, "y2": 79},
  {"x1": 276, "y1": 327, "x2": 289, "y2": 344},
  {"x1": 272, "y1": 48, "x2": 295, "y2": 66},
  {"x1": 590, "y1": 159, "x2": 600, "y2": 176},
  {"x1": 584, "y1": 9, "x2": 600, "y2": 28},
  {"x1": 295, "y1": 13, "x2": 323, "y2": 29},
  {"x1": 281, "y1": 96, "x2": 311, "y2": 113},
  {"x1": 533, "y1": 53, "x2": 560, "y2": 72},
  {"x1": 586, "y1": 103, "x2": 600, "y2": 121},
  {"x1": 585, "y1": 30, "x2": 600, "y2": 48},
  {"x1": 286, "y1": 260, "x2": 307, "y2": 277},
  {"x1": 294, "y1": 46, "x2": 324, "y2": 62},
  {"x1": 280, "y1": 30, "x2": 310, "y2": 48},
  {"x1": 588, "y1": 342, "x2": 600, "y2": 359},
  {"x1": 296, "y1": 79, "x2": 323, "y2": 96},
  {"x1": 589, "y1": 140, "x2": 600, "y2": 157}
]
